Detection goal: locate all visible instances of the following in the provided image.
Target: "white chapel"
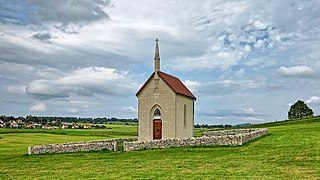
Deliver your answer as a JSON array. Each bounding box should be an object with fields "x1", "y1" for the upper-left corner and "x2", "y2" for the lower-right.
[{"x1": 136, "y1": 38, "x2": 196, "y2": 142}]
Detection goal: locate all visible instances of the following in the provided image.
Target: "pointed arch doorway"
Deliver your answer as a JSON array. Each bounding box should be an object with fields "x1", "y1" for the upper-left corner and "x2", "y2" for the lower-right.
[{"x1": 153, "y1": 108, "x2": 162, "y2": 140}]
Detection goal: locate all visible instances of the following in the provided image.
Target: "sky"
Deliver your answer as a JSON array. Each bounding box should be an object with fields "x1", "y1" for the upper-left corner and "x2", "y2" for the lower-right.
[{"x1": 0, "y1": 0, "x2": 320, "y2": 125}]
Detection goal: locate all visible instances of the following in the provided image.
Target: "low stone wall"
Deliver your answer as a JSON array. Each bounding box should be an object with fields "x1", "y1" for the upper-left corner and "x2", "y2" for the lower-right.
[
  {"x1": 28, "y1": 137, "x2": 137, "y2": 155},
  {"x1": 124, "y1": 135, "x2": 242, "y2": 152},
  {"x1": 241, "y1": 128, "x2": 268, "y2": 143},
  {"x1": 202, "y1": 129, "x2": 259, "y2": 136},
  {"x1": 124, "y1": 128, "x2": 268, "y2": 152}
]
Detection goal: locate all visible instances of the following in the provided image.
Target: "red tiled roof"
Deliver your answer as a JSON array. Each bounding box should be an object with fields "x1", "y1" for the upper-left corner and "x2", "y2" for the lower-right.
[
  {"x1": 136, "y1": 71, "x2": 196, "y2": 100},
  {"x1": 158, "y1": 72, "x2": 196, "y2": 100}
]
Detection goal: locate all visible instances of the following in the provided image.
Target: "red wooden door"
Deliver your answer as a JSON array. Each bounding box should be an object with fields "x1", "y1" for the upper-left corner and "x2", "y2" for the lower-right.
[{"x1": 153, "y1": 120, "x2": 162, "y2": 140}]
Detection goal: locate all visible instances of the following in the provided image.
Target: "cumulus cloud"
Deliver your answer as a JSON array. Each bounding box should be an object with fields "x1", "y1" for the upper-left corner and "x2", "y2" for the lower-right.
[
  {"x1": 202, "y1": 107, "x2": 261, "y2": 118},
  {"x1": 122, "y1": 106, "x2": 137, "y2": 113},
  {"x1": 6, "y1": 85, "x2": 26, "y2": 94},
  {"x1": 183, "y1": 80, "x2": 201, "y2": 94},
  {"x1": 239, "y1": 108, "x2": 258, "y2": 115},
  {"x1": 218, "y1": 20, "x2": 286, "y2": 51},
  {"x1": 0, "y1": 0, "x2": 111, "y2": 26},
  {"x1": 68, "y1": 108, "x2": 80, "y2": 114},
  {"x1": 172, "y1": 19, "x2": 291, "y2": 71},
  {"x1": 29, "y1": 102, "x2": 47, "y2": 112},
  {"x1": 306, "y1": 96, "x2": 320, "y2": 104},
  {"x1": 198, "y1": 79, "x2": 267, "y2": 95},
  {"x1": 200, "y1": 107, "x2": 264, "y2": 125},
  {"x1": 31, "y1": 32, "x2": 55, "y2": 43},
  {"x1": 26, "y1": 67, "x2": 139, "y2": 99},
  {"x1": 243, "y1": 117, "x2": 264, "y2": 122},
  {"x1": 277, "y1": 65, "x2": 315, "y2": 78}
]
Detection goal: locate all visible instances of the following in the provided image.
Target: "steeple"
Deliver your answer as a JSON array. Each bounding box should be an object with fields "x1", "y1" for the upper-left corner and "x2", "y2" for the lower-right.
[{"x1": 154, "y1": 38, "x2": 160, "y2": 72}]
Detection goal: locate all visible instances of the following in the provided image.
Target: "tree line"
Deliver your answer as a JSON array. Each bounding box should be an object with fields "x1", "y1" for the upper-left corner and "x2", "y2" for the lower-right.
[{"x1": 0, "y1": 115, "x2": 138, "y2": 124}]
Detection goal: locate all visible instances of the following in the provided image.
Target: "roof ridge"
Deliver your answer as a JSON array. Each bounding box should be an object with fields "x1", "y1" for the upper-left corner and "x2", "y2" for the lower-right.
[{"x1": 158, "y1": 71, "x2": 179, "y2": 79}]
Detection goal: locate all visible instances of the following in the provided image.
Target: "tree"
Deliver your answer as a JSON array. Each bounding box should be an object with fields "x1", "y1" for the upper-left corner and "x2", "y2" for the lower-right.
[{"x1": 288, "y1": 100, "x2": 314, "y2": 119}]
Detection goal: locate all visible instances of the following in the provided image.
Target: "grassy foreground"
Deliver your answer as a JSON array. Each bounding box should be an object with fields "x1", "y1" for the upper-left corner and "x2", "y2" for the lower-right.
[{"x1": 1, "y1": 118, "x2": 320, "y2": 179}]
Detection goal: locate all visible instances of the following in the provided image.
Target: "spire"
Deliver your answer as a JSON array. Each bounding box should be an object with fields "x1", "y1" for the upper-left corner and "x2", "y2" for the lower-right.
[{"x1": 154, "y1": 38, "x2": 160, "y2": 72}]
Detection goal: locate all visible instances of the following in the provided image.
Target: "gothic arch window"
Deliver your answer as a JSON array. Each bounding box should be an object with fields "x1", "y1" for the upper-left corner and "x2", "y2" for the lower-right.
[
  {"x1": 154, "y1": 108, "x2": 161, "y2": 119},
  {"x1": 184, "y1": 104, "x2": 187, "y2": 128}
]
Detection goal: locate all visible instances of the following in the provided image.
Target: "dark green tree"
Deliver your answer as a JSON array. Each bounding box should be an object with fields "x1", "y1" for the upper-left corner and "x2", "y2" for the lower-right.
[{"x1": 288, "y1": 100, "x2": 314, "y2": 119}]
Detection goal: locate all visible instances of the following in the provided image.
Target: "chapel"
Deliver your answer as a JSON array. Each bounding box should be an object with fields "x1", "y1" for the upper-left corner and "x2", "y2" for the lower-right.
[{"x1": 136, "y1": 38, "x2": 196, "y2": 142}]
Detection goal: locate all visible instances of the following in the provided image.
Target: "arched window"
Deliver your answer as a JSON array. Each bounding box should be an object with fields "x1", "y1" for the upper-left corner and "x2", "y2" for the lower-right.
[
  {"x1": 154, "y1": 108, "x2": 161, "y2": 119},
  {"x1": 184, "y1": 104, "x2": 187, "y2": 128}
]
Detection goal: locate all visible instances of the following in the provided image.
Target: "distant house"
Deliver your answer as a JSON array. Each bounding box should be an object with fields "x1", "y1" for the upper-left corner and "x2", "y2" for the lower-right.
[
  {"x1": 0, "y1": 120, "x2": 4, "y2": 128},
  {"x1": 26, "y1": 123, "x2": 41, "y2": 129},
  {"x1": 26, "y1": 124, "x2": 36, "y2": 129},
  {"x1": 15, "y1": 119, "x2": 23, "y2": 124},
  {"x1": 83, "y1": 124, "x2": 92, "y2": 129},
  {"x1": 72, "y1": 123, "x2": 79, "y2": 129},
  {"x1": 9, "y1": 121, "x2": 18, "y2": 128},
  {"x1": 61, "y1": 123, "x2": 69, "y2": 129},
  {"x1": 42, "y1": 124, "x2": 52, "y2": 129}
]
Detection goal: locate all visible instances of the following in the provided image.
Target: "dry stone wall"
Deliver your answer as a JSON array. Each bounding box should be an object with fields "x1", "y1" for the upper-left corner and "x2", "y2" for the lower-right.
[
  {"x1": 124, "y1": 128, "x2": 268, "y2": 152},
  {"x1": 241, "y1": 129, "x2": 268, "y2": 143},
  {"x1": 202, "y1": 129, "x2": 257, "y2": 136},
  {"x1": 27, "y1": 129, "x2": 268, "y2": 154},
  {"x1": 28, "y1": 137, "x2": 137, "y2": 155}
]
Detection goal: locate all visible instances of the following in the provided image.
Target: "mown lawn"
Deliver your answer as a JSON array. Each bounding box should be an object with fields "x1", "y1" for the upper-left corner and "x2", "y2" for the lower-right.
[
  {"x1": 0, "y1": 123, "x2": 138, "y2": 137},
  {"x1": 1, "y1": 118, "x2": 320, "y2": 179}
]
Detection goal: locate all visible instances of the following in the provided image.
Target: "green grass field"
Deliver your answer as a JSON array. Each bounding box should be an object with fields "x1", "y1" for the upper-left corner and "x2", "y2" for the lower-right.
[
  {"x1": 1, "y1": 118, "x2": 320, "y2": 179},
  {"x1": 0, "y1": 123, "x2": 138, "y2": 138}
]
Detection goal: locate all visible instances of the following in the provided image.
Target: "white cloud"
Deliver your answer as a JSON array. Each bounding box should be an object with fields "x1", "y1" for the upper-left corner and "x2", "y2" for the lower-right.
[
  {"x1": 196, "y1": 78, "x2": 269, "y2": 96},
  {"x1": 239, "y1": 107, "x2": 258, "y2": 115},
  {"x1": 183, "y1": 80, "x2": 201, "y2": 94},
  {"x1": 122, "y1": 106, "x2": 137, "y2": 113},
  {"x1": 243, "y1": 117, "x2": 264, "y2": 122},
  {"x1": 6, "y1": 85, "x2": 26, "y2": 94},
  {"x1": 215, "y1": 116, "x2": 230, "y2": 120},
  {"x1": 277, "y1": 65, "x2": 315, "y2": 77},
  {"x1": 306, "y1": 96, "x2": 320, "y2": 104},
  {"x1": 68, "y1": 108, "x2": 80, "y2": 113},
  {"x1": 29, "y1": 103, "x2": 47, "y2": 112},
  {"x1": 26, "y1": 67, "x2": 138, "y2": 99},
  {"x1": 224, "y1": 79, "x2": 264, "y2": 88},
  {"x1": 1, "y1": 0, "x2": 111, "y2": 28},
  {"x1": 172, "y1": 18, "x2": 290, "y2": 71}
]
